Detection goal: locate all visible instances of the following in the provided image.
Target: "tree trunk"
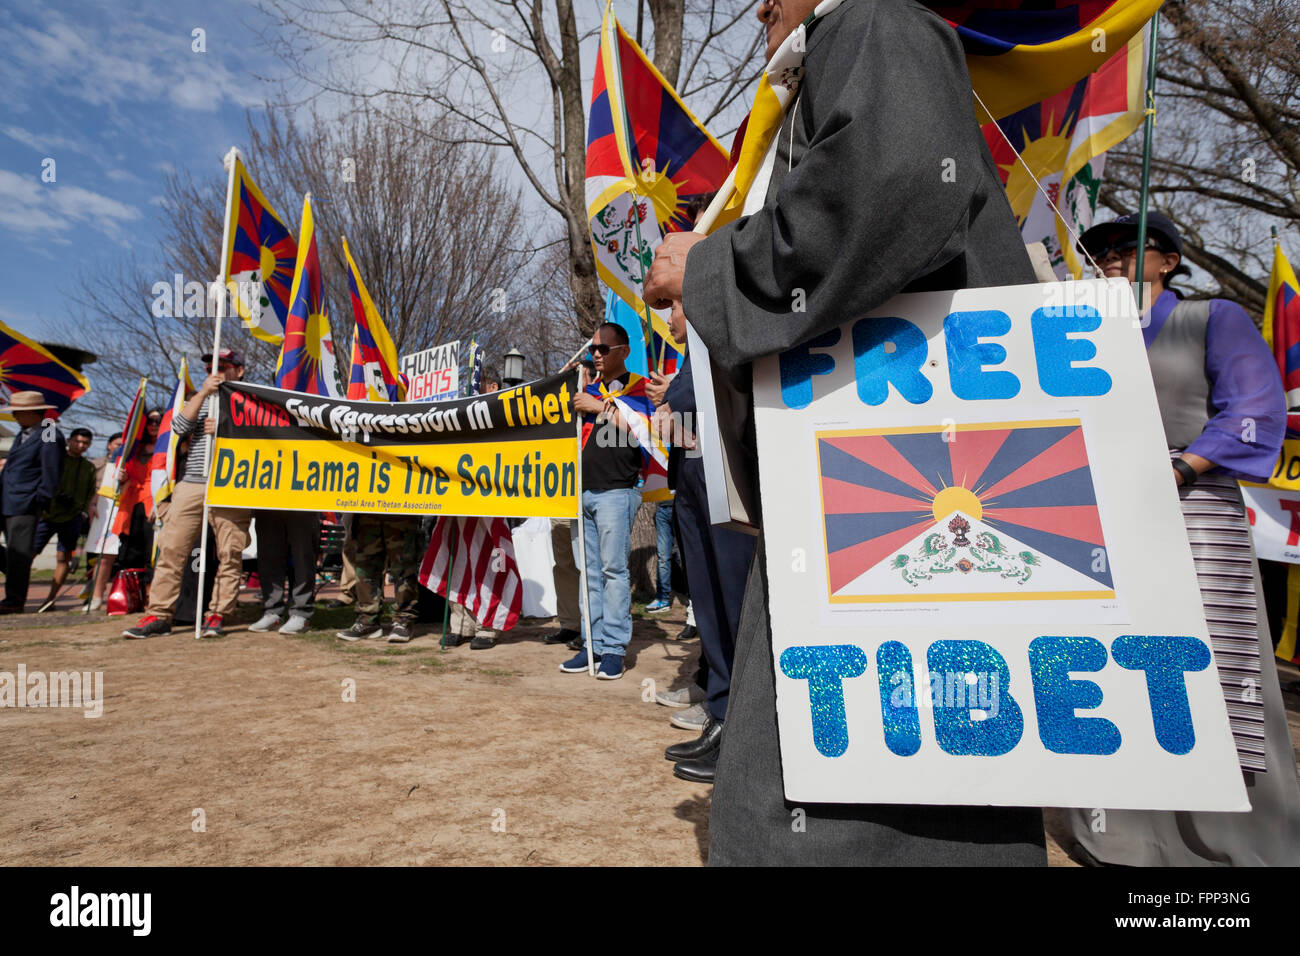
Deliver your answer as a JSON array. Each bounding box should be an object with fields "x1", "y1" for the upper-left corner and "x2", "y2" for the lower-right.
[{"x1": 648, "y1": 0, "x2": 685, "y2": 87}]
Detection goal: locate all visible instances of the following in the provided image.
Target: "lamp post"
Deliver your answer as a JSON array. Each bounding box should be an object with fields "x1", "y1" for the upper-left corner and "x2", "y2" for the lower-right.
[{"x1": 502, "y1": 348, "x2": 526, "y2": 387}]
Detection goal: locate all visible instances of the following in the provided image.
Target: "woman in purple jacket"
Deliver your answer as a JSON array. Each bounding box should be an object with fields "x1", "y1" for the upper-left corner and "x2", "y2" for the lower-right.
[{"x1": 1062, "y1": 211, "x2": 1300, "y2": 866}]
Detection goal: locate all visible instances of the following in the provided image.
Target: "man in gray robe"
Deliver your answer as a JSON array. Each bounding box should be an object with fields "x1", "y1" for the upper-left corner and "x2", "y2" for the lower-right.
[{"x1": 645, "y1": 0, "x2": 1048, "y2": 865}]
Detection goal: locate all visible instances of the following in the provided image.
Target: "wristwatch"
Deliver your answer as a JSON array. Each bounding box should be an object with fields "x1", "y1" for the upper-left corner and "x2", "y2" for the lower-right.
[{"x1": 1171, "y1": 458, "x2": 1198, "y2": 487}]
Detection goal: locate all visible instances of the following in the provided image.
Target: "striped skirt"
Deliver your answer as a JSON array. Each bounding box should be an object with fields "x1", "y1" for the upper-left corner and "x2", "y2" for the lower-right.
[{"x1": 1176, "y1": 466, "x2": 1266, "y2": 773}]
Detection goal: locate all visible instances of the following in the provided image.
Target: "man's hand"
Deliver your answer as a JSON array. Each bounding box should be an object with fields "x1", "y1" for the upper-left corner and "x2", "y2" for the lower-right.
[
  {"x1": 203, "y1": 418, "x2": 216, "y2": 435},
  {"x1": 572, "y1": 392, "x2": 605, "y2": 416},
  {"x1": 644, "y1": 232, "x2": 706, "y2": 310},
  {"x1": 645, "y1": 370, "x2": 674, "y2": 406},
  {"x1": 200, "y1": 373, "x2": 223, "y2": 397}
]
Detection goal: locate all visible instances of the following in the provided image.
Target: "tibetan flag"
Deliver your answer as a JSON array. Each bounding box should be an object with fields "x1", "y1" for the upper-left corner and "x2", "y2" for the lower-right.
[
  {"x1": 924, "y1": 0, "x2": 1164, "y2": 122},
  {"x1": 0, "y1": 321, "x2": 90, "y2": 420},
  {"x1": 604, "y1": 289, "x2": 681, "y2": 378},
  {"x1": 1263, "y1": 243, "x2": 1300, "y2": 410},
  {"x1": 343, "y1": 238, "x2": 405, "y2": 402},
  {"x1": 98, "y1": 377, "x2": 148, "y2": 501},
  {"x1": 149, "y1": 357, "x2": 193, "y2": 509},
  {"x1": 275, "y1": 194, "x2": 341, "y2": 397},
  {"x1": 585, "y1": 4, "x2": 729, "y2": 353},
  {"x1": 580, "y1": 371, "x2": 669, "y2": 501},
  {"x1": 981, "y1": 24, "x2": 1148, "y2": 277},
  {"x1": 221, "y1": 152, "x2": 298, "y2": 344}
]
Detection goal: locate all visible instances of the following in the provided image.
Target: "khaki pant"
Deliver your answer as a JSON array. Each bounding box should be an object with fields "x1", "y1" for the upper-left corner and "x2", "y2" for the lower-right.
[
  {"x1": 550, "y1": 517, "x2": 581, "y2": 631},
  {"x1": 146, "y1": 481, "x2": 251, "y2": 619},
  {"x1": 338, "y1": 520, "x2": 365, "y2": 606},
  {"x1": 448, "y1": 602, "x2": 494, "y2": 639}
]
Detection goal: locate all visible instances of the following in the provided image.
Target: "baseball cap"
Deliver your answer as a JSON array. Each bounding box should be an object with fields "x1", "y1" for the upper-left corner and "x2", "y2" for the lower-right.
[
  {"x1": 1077, "y1": 211, "x2": 1183, "y2": 258},
  {"x1": 201, "y1": 348, "x2": 245, "y2": 367}
]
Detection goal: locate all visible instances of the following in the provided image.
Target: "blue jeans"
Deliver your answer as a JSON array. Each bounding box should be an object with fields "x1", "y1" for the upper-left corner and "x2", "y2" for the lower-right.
[
  {"x1": 580, "y1": 487, "x2": 641, "y2": 658},
  {"x1": 654, "y1": 501, "x2": 674, "y2": 602}
]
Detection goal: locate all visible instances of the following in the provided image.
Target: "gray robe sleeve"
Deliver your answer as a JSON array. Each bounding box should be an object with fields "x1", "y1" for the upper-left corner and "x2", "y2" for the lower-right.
[{"x1": 683, "y1": 0, "x2": 1030, "y2": 370}]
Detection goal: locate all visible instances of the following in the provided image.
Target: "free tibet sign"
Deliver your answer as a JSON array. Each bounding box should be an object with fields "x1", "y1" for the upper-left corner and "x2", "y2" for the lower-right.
[
  {"x1": 401, "y1": 341, "x2": 460, "y2": 402},
  {"x1": 752, "y1": 279, "x2": 1247, "y2": 811}
]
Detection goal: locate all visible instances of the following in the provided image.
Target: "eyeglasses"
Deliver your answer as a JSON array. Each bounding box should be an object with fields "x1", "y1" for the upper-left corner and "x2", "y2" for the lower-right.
[
  {"x1": 588, "y1": 343, "x2": 627, "y2": 357},
  {"x1": 1088, "y1": 238, "x2": 1165, "y2": 261}
]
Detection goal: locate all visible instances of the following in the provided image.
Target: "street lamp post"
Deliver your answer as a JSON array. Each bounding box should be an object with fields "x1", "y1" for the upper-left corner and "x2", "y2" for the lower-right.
[{"x1": 502, "y1": 348, "x2": 526, "y2": 387}]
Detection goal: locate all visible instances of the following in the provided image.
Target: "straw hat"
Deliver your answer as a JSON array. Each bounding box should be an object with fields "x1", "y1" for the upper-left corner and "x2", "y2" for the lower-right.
[{"x1": 0, "y1": 390, "x2": 56, "y2": 413}]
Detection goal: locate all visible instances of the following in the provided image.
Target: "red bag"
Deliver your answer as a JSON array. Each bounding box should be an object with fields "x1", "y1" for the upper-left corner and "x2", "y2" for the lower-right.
[{"x1": 106, "y1": 568, "x2": 150, "y2": 616}]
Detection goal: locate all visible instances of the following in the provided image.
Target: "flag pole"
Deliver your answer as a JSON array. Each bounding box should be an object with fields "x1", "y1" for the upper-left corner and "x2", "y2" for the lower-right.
[
  {"x1": 440, "y1": 518, "x2": 458, "y2": 649},
  {"x1": 195, "y1": 146, "x2": 240, "y2": 640},
  {"x1": 1133, "y1": 11, "x2": 1161, "y2": 314},
  {"x1": 574, "y1": 385, "x2": 596, "y2": 676}
]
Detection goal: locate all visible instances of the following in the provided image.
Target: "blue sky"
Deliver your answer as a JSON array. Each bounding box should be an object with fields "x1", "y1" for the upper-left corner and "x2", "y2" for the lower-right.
[{"x1": 0, "y1": 0, "x2": 279, "y2": 339}]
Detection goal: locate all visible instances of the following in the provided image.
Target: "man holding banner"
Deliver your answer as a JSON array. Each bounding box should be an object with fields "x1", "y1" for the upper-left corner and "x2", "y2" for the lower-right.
[{"x1": 645, "y1": 0, "x2": 1046, "y2": 864}]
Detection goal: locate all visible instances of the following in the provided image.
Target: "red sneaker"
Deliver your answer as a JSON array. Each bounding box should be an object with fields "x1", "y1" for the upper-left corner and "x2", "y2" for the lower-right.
[
  {"x1": 123, "y1": 615, "x2": 172, "y2": 640},
  {"x1": 201, "y1": 614, "x2": 225, "y2": 638}
]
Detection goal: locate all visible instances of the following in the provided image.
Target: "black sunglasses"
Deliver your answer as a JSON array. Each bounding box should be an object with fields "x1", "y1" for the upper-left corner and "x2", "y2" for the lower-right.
[
  {"x1": 1087, "y1": 237, "x2": 1165, "y2": 260},
  {"x1": 588, "y1": 343, "x2": 627, "y2": 357}
]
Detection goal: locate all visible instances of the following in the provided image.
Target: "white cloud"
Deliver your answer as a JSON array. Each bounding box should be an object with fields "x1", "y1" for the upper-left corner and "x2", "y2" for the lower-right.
[
  {"x1": 105, "y1": 168, "x2": 140, "y2": 182},
  {"x1": 0, "y1": 168, "x2": 141, "y2": 241},
  {"x1": 0, "y1": 124, "x2": 91, "y2": 156},
  {"x1": 0, "y1": 7, "x2": 269, "y2": 117}
]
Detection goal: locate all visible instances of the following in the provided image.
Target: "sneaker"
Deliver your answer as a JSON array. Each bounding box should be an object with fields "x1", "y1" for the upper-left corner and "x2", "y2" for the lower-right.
[
  {"x1": 596, "y1": 654, "x2": 625, "y2": 680},
  {"x1": 544, "y1": 627, "x2": 580, "y2": 645},
  {"x1": 674, "y1": 623, "x2": 698, "y2": 641},
  {"x1": 338, "y1": 621, "x2": 384, "y2": 642},
  {"x1": 87, "y1": 597, "x2": 103, "y2": 612},
  {"x1": 670, "y1": 702, "x2": 708, "y2": 731},
  {"x1": 645, "y1": 598, "x2": 671, "y2": 613},
  {"x1": 278, "y1": 615, "x2": 309, "y2": 636},
  {"x1": 656, "y1": 685, "x2": 707, "y2": 708},
  {"x1": 470, "y1": 635, "x2": 496, "y2": 650},
  {"x1": 76, "y1": 586, "x2": 92, "y2": 601},
  {"x1": 249, "y1": 612, "x2": 285, "y2": 633},
  {"x1": 201, "y1": 614, "x2": 225, "y2": 638},
  {"x1": 559, "y1": 649, "x2": 600, "y2": 673},
  {"x1": 387, "y1": 622, "x2": 413, "y2": 644},
  {"x1": 566, "y1": 632, "x2": 586, "y2": 651},
  {"x1": 123, "y1": 615, "x2": 172, "y2": 640}
]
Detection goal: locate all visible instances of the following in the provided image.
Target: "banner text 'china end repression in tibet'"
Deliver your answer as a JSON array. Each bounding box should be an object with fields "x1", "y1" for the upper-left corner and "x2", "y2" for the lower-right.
[{"x1": 205, "y1": 370, "x2": 580, "y2": 519}]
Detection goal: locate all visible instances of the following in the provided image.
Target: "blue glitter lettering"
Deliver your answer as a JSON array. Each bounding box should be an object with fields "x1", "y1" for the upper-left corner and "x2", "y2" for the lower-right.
[
  {"x1": 926, "y1": 641, "x2": 1023, "y2": 755},
  {"x1": 1028, "y1": 636, "x2": 1121, "y2": 755},
  {"x1": 1111, "y1": 635, "x2": 1209, "y2": 755},
  {"x1": 779, "y1": 644, "x2": 868, "y2": 757}
]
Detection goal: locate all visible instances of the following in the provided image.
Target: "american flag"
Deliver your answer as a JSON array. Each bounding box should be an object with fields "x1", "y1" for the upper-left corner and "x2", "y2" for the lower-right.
[{"x1": 418, "y1": 515, "x2": 522, "y2": 631}]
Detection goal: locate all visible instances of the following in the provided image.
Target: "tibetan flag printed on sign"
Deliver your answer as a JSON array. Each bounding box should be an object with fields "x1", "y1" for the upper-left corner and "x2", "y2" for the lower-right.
[
  {"x1": 222, "y1": 153, "x2": 297, "y2": 345},
  {"x1": 0, "y1": 322, "x2": 89, "y2": 419},
  {"x1": 817, "y1": 421, "x2": 1113, "y2": 603},
  {"x1": 275, "y1": 194, "x2": 341, "y2": 397},
  {"x1": 585, "y1": 5, "x2": 729, "y2": 351},
  {"x1": 1263, "y1": 242, "x2": 1300, "y2": 410},
  {"x1": 982, "y1": 25, "x2": 1148, "y2": 278},
  {"x1": 924, "y1": 0, "x2": 1163, "y2": 123},
  {"x1": 343, "y1": 237, "x2": 406, "y2": 402}
]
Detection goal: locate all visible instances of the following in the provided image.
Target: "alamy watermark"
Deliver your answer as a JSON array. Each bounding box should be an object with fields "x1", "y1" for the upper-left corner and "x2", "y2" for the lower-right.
[{"x1": 0, "y1": 665, "x2": 103, "y2": 718}]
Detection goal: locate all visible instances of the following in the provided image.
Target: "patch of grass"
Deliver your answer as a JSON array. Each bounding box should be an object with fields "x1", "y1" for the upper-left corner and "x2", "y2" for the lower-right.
[{"x1": 476, "y1": 667, "x2": 521, "y2": 678}]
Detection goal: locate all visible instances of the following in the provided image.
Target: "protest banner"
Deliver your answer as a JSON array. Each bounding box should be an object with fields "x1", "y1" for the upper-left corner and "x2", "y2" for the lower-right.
[
  {"x1": 752, "y1": 278, "x2": 1247, "y2": 810},
  {"x1": 1241, "y1": 485, "x2": 1300, "y2": 563},
  {"x1": 1240, "y1": 413, "x2": 1300, "y2": 563},
  {"x1": 206, "y1": 370, "x2": 579, "y2": 519},
  {"x1": 400, "y1": 340, "x2": 459, "y2": 402}
]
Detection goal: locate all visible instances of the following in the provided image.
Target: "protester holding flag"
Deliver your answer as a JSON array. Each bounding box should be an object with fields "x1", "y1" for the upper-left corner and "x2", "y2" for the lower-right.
[
  {"x1": 559, "y1": 322, "x2": 653, "y2": 681},
  {"x1": 643, "y1": 0, "x2": 1053, "y2": 865},
  {"x1": 0, "y1": 391, "x2": 65, "y2": 613},
  {"x1": 1059, "y1": 212, "x2": 1300, "y2": 867},
  {"x1": 123, "y1": 350, "x2": 251, "y2": 640},
  {"x1": 34, "y1": 427, "x2": 97, "y2": 613}
]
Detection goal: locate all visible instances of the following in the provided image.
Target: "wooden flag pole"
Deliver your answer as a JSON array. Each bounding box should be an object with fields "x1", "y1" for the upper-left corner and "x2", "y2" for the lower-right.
[
  {"x1": 1134, "y1": 10, "x2": 1162, "y2": 314},
  {"x1": 195, "y1": 146, "x2": 240, "y2": 640}
]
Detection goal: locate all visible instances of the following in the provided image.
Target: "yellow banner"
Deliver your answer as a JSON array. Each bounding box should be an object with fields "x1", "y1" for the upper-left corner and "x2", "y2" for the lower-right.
[{"x1": 206, "y1": 373, "x2": 580, "y2": 518}]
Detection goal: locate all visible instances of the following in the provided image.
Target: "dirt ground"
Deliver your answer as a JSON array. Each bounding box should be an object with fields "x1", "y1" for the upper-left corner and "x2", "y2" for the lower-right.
[{"x1": 1, "y1": 583, "x2": 1297, "y2": 866}]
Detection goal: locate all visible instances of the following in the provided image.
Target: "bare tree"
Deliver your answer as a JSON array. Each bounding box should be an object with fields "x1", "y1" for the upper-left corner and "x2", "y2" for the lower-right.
[
  {"x1": 1101, "y1": 0, "x2": 1300, "y2": 316},
  {"x1": 259, "y1": 0, "x2": 761, "y2": 336},
  {"x1": 61, "y1": 103, "x2": 543, "y2": 419}
]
